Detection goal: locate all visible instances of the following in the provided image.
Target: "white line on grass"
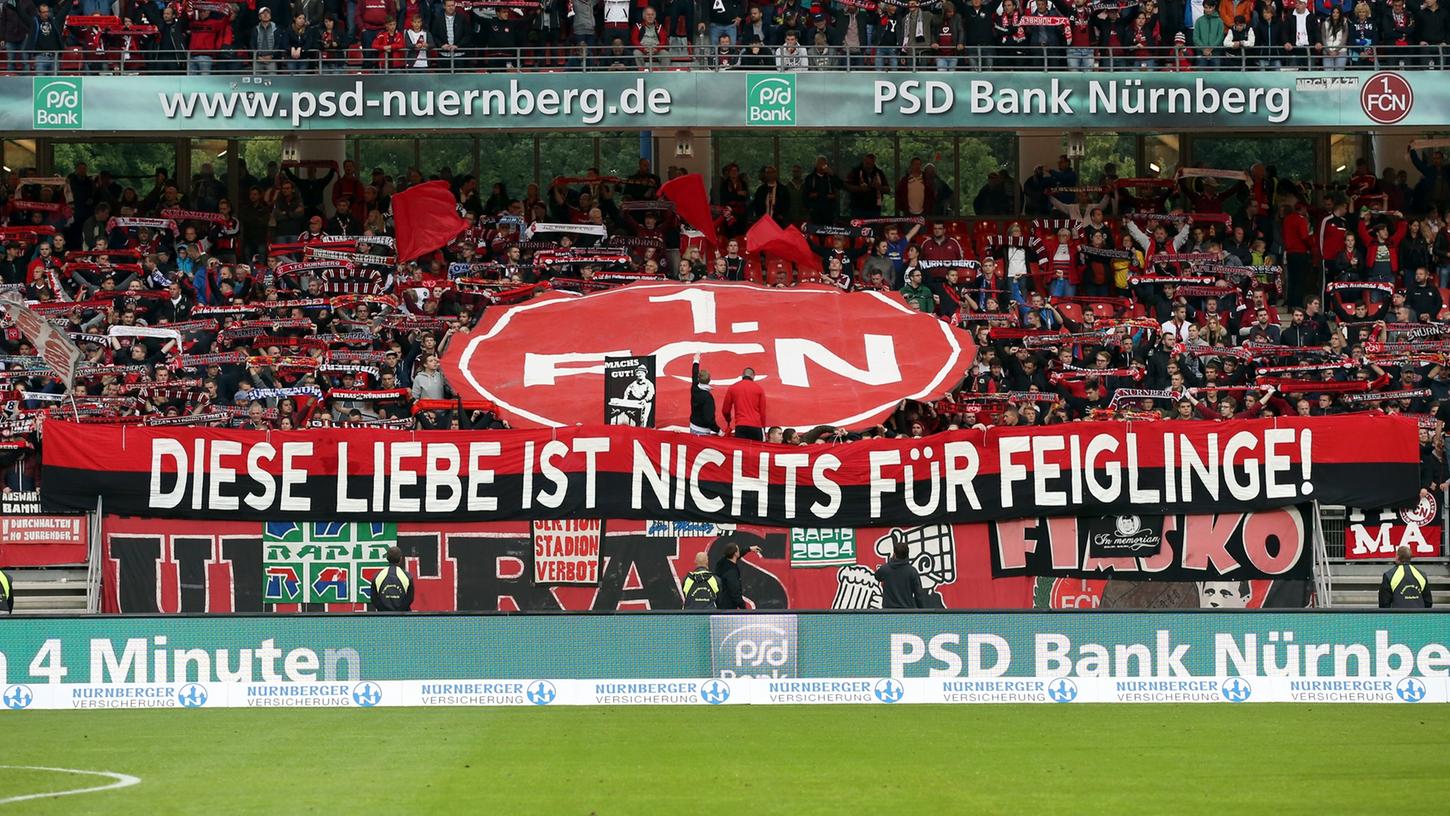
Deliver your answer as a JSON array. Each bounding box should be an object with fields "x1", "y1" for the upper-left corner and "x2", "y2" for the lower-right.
[{"x1": 0, "y1": 765, "x2": 141, "y2": 805}]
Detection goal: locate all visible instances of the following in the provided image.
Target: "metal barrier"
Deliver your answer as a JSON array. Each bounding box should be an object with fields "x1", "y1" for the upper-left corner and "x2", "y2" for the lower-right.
[{"x1": 4, "y1": 43, "x2": 1446, "y2": 76}]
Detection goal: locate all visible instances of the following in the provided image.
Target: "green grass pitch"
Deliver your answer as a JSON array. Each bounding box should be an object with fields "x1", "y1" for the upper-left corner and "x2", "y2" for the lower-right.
[{"x1": 2, "y1": 705, "x2": 1447, "y2": 814}]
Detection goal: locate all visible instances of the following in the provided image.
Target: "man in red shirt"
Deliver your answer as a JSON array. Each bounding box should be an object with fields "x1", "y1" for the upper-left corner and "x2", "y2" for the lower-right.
[
  {"x1": 721, "y1": 367, "x2": 767, "y2": 441},
  {"x1": 1280, "y1": 202, "x2": 1313, "y2": 307}
]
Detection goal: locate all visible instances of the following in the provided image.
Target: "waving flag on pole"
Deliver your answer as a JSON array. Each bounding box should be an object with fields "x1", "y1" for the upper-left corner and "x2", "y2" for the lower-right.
[
  {"x1": 392, "y1": 180, "x2": 467, "y2": 262},
  {"x1": 658, "y1": 173, "x2": 718, "y2": 246}
]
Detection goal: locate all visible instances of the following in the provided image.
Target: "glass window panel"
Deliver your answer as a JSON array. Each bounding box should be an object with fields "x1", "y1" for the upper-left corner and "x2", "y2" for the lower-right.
[
  {"x1": 597, "y1": 132, "x2": 645, "y2": 180},
  {"x1": 1328, "y1": 134, "x2": 1366, "y2": 184},
  {"x1": 837, "y1": 132, "x2": 896, "y2": 214},
  {"x1": 476, "y1": 134, "x2": 534, "y2": 211},
  {"x1": 52, "y1": 141, "x2": 176, "y2": 189},
  {"x1": 1075, "y1": 133, "x2": 1137, "y2": 185},
  {"x1": 237, "y1": 137, "x2": 282, "y2": 191},
  {"x1": 959, "y1": 134, "x2": 1016, "y2": 216},
  {"x1": 420, "y1": 138, "x2": 476, "y2": 182},
  {"x1": 898, "y1": 132, "x2": 956, "y2": 216},
  {"x1": 355, "y1": 137, "x2": 417, "y2": 183},
  {"x1": 4, "y1": 140, "x2": 38, "y2": 175},
  {"x1": 1192, "y1": 136, "x2": 1316, "y2": 183},
  {"x1": 1143, "y1": 134, "x2": 1180, "y2": 177}
]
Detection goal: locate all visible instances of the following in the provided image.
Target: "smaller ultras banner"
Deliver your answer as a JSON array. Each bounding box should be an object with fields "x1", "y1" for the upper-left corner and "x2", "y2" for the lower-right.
[{"x1": 42, "y1": 416, "x2": 1421, "y2": 525}]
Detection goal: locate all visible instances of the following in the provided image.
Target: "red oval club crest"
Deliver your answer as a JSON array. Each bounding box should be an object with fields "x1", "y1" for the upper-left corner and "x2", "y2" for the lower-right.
[
  {"x1": 443, "y1": 282, "x2": 975, "y2": 429},
  {"x1": 1361, "y1": 72, "x2": 1413, "y2": 125}
]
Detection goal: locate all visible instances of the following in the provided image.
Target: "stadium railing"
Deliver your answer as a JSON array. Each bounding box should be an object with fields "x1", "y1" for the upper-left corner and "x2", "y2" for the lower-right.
[{"x1": 7, "y1": 44, "x2": 1447, "y2": 75}]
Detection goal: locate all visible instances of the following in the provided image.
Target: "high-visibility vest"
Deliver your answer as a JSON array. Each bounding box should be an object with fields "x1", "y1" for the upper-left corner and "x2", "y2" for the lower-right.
[{"x1": 1387, "y1": 564, "x2": 1429, "y2": 608}]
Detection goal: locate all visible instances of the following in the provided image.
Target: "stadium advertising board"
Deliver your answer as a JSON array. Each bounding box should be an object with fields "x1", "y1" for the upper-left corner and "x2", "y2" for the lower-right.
[
  {"x1": 99, "y1": 513, "x2": 1308, "y2": 614},
  {"x1": 0, "y1": 613, "x2": 1443, "y2": 708},
  {"x1": 2, "y1": 72, "x2": 1437, "y2": 133},
  {"x1": 43, "y1": 417, "x2": 1420, "y2": 525}
]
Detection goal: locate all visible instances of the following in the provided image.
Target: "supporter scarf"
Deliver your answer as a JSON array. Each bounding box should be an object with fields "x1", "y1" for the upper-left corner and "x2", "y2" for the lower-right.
[
  {"x1": 328, "y1": 350, "x2": 388, "y2": 365},
  {"x1": 1113, "y1": 178, "x2": 1176, "y2": 189},
  {"x1": 549, "y1": 175, "x2": 623, "y2": 186},
  {"x1": 1257, "y1": 378, "x2": 1370, "y2": 393},
  {"x1": 607, "y1": 236, "x2": 666, "y2": 248},
  {"x1": 17, "y1": 176, "x2": 66, "y2": 188},
  {"x1": 109, "y1": 325, "x2": 182, "y2": 345},
  {"x1": 305, "y1": 247, "x2": 395, "y2": 267},
  {"x1": 619, "y1": 201, "x2": 676, "y2": 212},
  {"x1": 1108, "y1": 388, "x2": 1178, "y2": 407},
  {"x1": 1079, "y1": 246, "x2": 1135, "y2": 260},
  {"x1": 1326, "y1": 281, "x2": 1395, "y2": 294},
  {"x1": 1129, "y1": 274, "x2": 1214, "y2": 286},
  {"x1": 318, "y1": 363, "x2": 379, "y2": 380},
  {"x1": 804, "y1": 224, "x2": 874, "y2": 239},
  {"x1": 11, "y1": 200, "x2": 64, "y2": 212},
  {"x1": 918, "y1": 259, "x2": 981, "y2": 270},
  {"x1": 276, "y1": 260, "x2": 353, "y2": 278},
  {"x1": 326, "y1": 388, "x2": 410, "y2": 401},
  {"x1": 160, "y1": 208, "x2": 236, "y2": 227},
  {"x1": 144, "y1": 411, "x2": 230, "y2": 426},
  {"x1": 314, "y1": 417, "x2": 416, "y2": 428},
  {"x1": 178, "y1": 351, "x2": 246, "y2": 368},
  {"x1": 249, "y1": 386, "x2": 324, "y2": 400},
  {"x1": 245, "y1": 355, "x2": 319, "y2": 371},
  {"x1": 1342, "y1": 388, "x2": 1433, "y2": 404},
  {"x1": 1050, "y1": 365, "x2": 1144, "y2": 381},
  {"x1": 848, "y1": 216, "x2": 925, "y2": 227},
  {"x1": 107, "y1": 216, "x2": 177, "y2": 233},
  {"x1": 1177, "y1": 168, "x2": 1249, "y2": 182}
]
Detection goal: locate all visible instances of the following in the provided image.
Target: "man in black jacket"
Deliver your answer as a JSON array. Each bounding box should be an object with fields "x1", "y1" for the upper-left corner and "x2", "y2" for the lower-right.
[
  {"x1": 690, "y1": 354, "x2": 720, "y2": 435},
  {"x1": 874, "y1": 538, "x2": 928, "y2": 608},
  {"x1": 430, "y1": 0, "x2": 470, "y2": 72},
  {"x1": 713, "y1": 541, "x2": 764, "y2": 609}
]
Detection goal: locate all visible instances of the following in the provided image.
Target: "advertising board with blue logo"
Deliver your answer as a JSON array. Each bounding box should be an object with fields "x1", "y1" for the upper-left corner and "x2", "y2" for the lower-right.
[{"x1": 0, "y1": 612, "x2": 1444, "y2": 709}]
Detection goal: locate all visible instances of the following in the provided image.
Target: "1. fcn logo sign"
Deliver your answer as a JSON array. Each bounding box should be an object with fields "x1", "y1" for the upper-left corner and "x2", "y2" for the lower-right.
[
  {"x1": 34, "y1": 78, "x2": 82, "y2": 130},
  {"x1": 747, "y1": 75, "x2": 795, "y2": 126}
]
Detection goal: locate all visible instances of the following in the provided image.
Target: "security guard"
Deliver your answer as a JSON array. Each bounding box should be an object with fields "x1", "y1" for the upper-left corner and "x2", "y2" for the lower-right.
[
  {"x1": 1379, "y1": 544, "x2": 1434, "y2": 609},
  {"x1": 370, "y1": 546, "x2": 414, "y2": 612},
  {"x1": 681, "y1": 553, "x2": 720, "y2": 609},
  {"x1": 0, "y1": 566, "x2": 12, "y2": 613}
]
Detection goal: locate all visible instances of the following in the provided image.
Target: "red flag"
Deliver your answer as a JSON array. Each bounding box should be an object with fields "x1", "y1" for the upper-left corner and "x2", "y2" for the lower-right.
[
  {"x1": 393, "y1": 180, "x2": 467, "y2": 262},
  {"x1": 658, "y1": 173, "x2": 718, "y2": 246},
  {"x1": 745, "y1": 215, "x2": 786, "y2": 256},
  {"x1": 759, "y1": 224, "x2": 823, "y2": 273}
]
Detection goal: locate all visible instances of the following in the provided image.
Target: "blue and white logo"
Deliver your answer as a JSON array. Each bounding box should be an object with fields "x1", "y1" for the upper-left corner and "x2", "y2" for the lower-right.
[
  {"x1": 1396, "y1": 677, "x2": 1427, "y2": 703},
  {"x1": 1048, "y1": 678, "x2": 1078, "y2": 703},
  {"x1": 1221, "y1": 677, "x2": 1253, "y2": 703},
  {"x1": 872, "y1": 678, "x2": 903, "y2": 704},
  {"x1": 351, "y1": 682, "x2": 382, "y2": 708},
  {"x1": 176, "y1": 684, "x2": 208, "y2": 708},
  {"x1": 2, "y1": 684, "x2": 32, "y2": 710},
  {"x1": 700, "y1": 679, "x2": 731, "y2": 705},
  {"x1": 526, "y1": 680, "x2": 557, "y2": 706}
]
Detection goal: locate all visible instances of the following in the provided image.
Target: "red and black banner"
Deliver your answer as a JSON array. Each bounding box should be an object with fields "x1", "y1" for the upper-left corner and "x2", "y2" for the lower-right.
[
  {"x1": 44, "y1": 417, "x2": 1420, "y2": 526},
  {"x1": 99, "y1": 514, "x2": 1307, "y2": 614},
  {"x1": 991, "y1": 504, "x2": 1314, "y2": 580}
]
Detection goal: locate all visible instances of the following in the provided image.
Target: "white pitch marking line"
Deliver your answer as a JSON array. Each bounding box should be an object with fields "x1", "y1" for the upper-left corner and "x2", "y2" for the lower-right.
[{"x1": 0, "y1": 765, "x2": 141, "y2": 805}]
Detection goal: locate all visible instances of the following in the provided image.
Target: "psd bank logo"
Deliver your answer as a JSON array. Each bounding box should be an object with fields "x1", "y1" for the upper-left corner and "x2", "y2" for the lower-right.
[
  {"x1": 711, "y1": 614, "x2": 797, "y2": 678},
  {"x1": 3, "y1": 684, "x2": 33, "y2": 710},
  {"x1": 34, "y1": 78, "x2": 82, "y2": 130},
  {"x1": 1396, "y1": 677, "x2": 1427, "y2": 703},
  {"x1": 1361, "y1": 72, "x2": 1412, "y2": 125},
  {"x1": 747, "y1": 74, "x2": 795, "y2": 126}
]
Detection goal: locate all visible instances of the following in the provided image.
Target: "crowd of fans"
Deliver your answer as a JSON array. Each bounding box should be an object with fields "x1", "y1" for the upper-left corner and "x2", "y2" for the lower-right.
[
  {"x1": 1, "y1": 139, "x2": 1449, "y2": 496},
  {"x1": 3, "y1": 0, "x2": 1450, "y2": 73}
]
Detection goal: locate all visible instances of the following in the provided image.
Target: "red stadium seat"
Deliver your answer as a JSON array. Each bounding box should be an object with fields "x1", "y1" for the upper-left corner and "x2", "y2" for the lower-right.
[
  {"x1": 1054, "y1": 301, "x2": 1084, "y2": 325},
  {"x1": 1089, "y1": 302, "x2": 1116, "y2": 320}
]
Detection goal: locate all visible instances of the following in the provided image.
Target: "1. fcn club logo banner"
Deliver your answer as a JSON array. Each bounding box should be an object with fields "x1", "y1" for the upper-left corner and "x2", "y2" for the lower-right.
[{"x1": 262, "y1": 522, "x2": 395, "y2": 604}]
